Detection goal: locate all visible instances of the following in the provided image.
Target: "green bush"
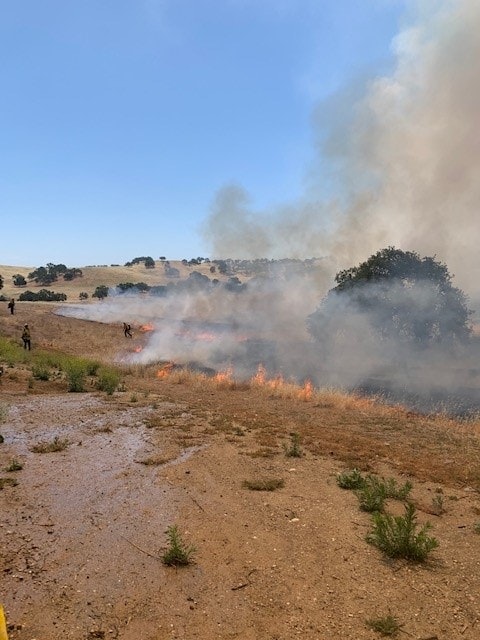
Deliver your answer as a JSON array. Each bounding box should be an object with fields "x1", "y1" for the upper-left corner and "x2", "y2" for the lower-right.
[
  {"x1": 357, "y1": 477, "x2": 388, "y2": 512},
  {"x1": 64, "y1": 361, "x2": 87, "y2": 392},
  {"x1": 367, "y1": 503, "x2": 439, "y2": 561},
  {"x1": 0, "y1": 337, "x2": 30, "y2": 365},
  {"x1": 32, "y1": 364, "x2": 50, "y2": 381},
  {"x1": 337, "y1": 468, "x2": 366, "y2": 490},
  {"x1": 96, "y1": 367, "x2": 121, "y2": 395},
  {"x1": 86, "y1": 360, "x2": 101, "y2": 376}
]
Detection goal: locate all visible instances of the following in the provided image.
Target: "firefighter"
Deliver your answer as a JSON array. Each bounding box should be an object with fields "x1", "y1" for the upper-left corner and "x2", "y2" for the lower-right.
[
  {"x1": 7, "y1": 298, "x2": 15, "y2": 315},
  {"x1": 123, "y1": 322, "x2": 133, "y2": 338},
  {"x1": 22, "y1": 324, "x2": 31, "y2": 350}
]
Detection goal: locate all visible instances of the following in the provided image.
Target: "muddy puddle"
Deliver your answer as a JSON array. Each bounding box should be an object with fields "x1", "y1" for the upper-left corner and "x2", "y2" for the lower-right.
[{"x1": 0, "y1": 393, "x2": 202, "y2": 639}]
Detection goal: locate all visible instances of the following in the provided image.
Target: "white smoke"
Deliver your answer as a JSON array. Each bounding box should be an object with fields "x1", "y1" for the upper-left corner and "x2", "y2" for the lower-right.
[{"x1": 203, "y1": 0, "x2": 480, "y2": 298}]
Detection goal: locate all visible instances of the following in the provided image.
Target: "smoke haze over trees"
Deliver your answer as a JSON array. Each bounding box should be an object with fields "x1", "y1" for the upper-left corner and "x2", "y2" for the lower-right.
[
  {"x1": 308, "y1": 248, "x2": 472, "y2": 349},
  {"x1": 202, "y1": 0, "x2": 480, "y2": 301}
]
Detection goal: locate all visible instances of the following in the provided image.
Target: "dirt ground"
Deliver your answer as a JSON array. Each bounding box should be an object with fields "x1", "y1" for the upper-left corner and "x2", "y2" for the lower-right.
[{"x1": 1, "y1": 304, "x2": 480, "y2": 640}]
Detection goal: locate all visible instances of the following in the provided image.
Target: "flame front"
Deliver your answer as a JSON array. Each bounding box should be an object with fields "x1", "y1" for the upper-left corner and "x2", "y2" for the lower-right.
[{"x1": 157, "y1": 362, "x2": 174, "y2": 378}]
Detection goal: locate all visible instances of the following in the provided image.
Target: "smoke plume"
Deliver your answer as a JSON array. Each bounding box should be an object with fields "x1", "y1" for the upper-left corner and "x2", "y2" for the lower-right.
[{"x1": 203, "y1": 0, "x2": 480, "y2": 297}]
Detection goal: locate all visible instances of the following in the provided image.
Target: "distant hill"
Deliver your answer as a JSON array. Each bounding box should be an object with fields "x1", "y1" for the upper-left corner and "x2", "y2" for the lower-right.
[{"x1": 0, "y1": 260, "x2": 225, "y2": 301}]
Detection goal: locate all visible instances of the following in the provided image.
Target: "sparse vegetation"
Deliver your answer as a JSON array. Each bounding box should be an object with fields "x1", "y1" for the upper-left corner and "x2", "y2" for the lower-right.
[
  {"x1": 5, "y1": 459, "x2": 23, "y2": 472},
  {"x1": 242, "y1": 478, "x2": 285, "y2": 491},
  {"x1": 356, "y1": 476, "x2": 413, "y2": 513},
  {"x1": 65, "y1": 361, "x2": 87, "y2": 392},
  {"x1": 366, "y1": 614, "x2": 403, "y2": 636},
  {"x1": 337, "y1": 468, "x2": 366, "y2": 490},
  {"x1": 162, "y1": 525, "x2": 196, "y2": 566},
  {"x1": 96, "y1": 367, "x2": 121, "y2": 395},
  {"x1": 31, "y1": 436, "x2": 70, "y2": 453},
  {"x1": 431, "y1": 492, "x2": 446, "y2": 515},
  {"x1": 337, "y1": 470, "x2": 412, "y2": 513},
  {"x1": 32, "y1": 364, "x2": 50, "y2": 380},
  {"x1": 285, "y1": 432, "x2": 302, "y2": 457},
  {"x1": 0, "y1": 477, "x2": 19, "y2": 489},
  {"x1": 367, "y1": 503, "x2": 439, "y2": 561}
]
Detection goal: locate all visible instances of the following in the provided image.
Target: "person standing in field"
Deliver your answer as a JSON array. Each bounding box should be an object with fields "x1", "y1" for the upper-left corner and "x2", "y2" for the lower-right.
[
  {"x1": 22, "y1": 324, "x2": 31, "y2": 350},
  {"x1": 123, "y1": 323, "x2": 133, "y2": 338},
  {"x1": 7, "y1": 298, "x2": 15, "y2": 315}
]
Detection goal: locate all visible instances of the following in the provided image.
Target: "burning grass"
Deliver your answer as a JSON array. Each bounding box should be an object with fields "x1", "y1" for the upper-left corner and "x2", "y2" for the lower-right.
[{"x1": 3, "y1": 304, "x2": 480, "y2": 491}]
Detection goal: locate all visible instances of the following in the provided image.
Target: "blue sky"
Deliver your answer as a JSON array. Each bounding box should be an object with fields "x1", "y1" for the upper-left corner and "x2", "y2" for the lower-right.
[{"x1": 1, "y1": 0, "x2": 406, "y2": 267}]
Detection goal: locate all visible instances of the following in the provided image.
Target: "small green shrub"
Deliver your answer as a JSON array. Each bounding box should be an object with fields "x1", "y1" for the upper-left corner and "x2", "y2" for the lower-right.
[
  {"x1": 242, "y1": 478, "x2": 285, "y2": 491},
  {"x1": 31, "y1": 436, "x2": 70, "y2": 453},
  {"x1": 5, "y1": 459, "x2": 23, "y2": 472},
  {"x1": 367, "y1": 503, "x2": 439, "y2": 562},
  {"x1": 96, "y1": 368, "x2": 121, "y2": 395},
  {"x1": 162, "y1": 525, "x2": 196, "y2": 566},
  {"x1": 366, "y1": 614, "x2": 403, "y2": 636},
  {"x1": 285, "y1": 432, "x2": 302, "y2": 457},
  {"x1": 338, "y1": 471, "x2": 413, "y2": 513},
  {"x1": 86, "y1": 361, "x2": 101, "y2": 376},
  {"x1": 381, "y1": 477, "x2": 413, "y2": 500},
  {"x1": 32, "y1": 364, "x2": 50, "y2": 381},
  {"x1": 357, "y1": 477, "x2": 387, "y2": 513},
  {"x1": 336, "y1": 468, "x2": 366, "y2": 490},
  {"x1": 64, "y1": 361, "x2": 87, "y2": 392},
  {"x1": 473, "y1": 522, "x2": 480, "y2": 534}
]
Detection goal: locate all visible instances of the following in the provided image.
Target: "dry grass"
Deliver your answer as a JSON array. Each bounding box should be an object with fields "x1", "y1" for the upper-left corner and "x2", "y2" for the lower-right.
[
  {"x1": 242, "y1": 478, "x2": 285, "y2": 491},
  {"x1": 0, "y1": 261, "x2": 236, "y2": 300}
]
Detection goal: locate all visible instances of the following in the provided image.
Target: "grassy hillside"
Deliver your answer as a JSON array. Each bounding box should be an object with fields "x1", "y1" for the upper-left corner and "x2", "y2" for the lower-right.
[{"x1": 0, "y1": 260, "x2": 231, "y2": 301}]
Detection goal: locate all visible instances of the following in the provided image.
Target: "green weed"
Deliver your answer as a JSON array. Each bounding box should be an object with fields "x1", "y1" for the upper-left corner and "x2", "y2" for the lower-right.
[
  {"x1": 285, "y1": 432, "x2": 302, "y2": 457},
  {"x1": 336, "y1": 468, "x2": 366, "y2": 490},
  {"x1": 366, "y1": 614, "x2": 403, "y2": 636},
  {"x1": 367, "y1": 503, "x2": 439, "y2": 562},
  {"x1": 162, "y1": 525, "x2": 196, "y2": 566}
]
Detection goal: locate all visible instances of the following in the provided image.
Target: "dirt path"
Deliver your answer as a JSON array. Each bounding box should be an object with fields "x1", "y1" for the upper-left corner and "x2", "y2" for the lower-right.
[{"x1": 1, "y1": 394, "x2": 190, "y2": 639}]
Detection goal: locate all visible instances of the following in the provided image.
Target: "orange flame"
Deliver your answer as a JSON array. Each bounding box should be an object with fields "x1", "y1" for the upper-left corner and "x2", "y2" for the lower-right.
[
  {"x1": 140, "y1": 323, "x2": 154, "y2": 332},
  {"x1": 134, "y1": 346, "x2": 143, "y2": 353},
  {"x1": 157, "y1": 362, "x2": 174, "y2": 378},
  {"x1": 298, "y1": 380, "x2": 313, "y2": 401},
  {"x1": 267, "y1": 374, "x2": 285, "y2": 391},
  {"x1": 251, "y1": 363, "x2": 267, "y2": 386},
  {"x1": 213, "y1": 366, "x2": 233, "y2": 386}
]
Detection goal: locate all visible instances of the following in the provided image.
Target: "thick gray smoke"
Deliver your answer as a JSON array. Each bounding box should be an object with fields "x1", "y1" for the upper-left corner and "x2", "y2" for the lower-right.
[
  {"x1": 59, "y1": 264, "x2": 329, "y2": 377},
  {"x1": 61, "y1": 1, "x2": 480, "y2": 414},
  {"x1": 202, "y1": 0, "x2": 480, "y2": 298}
]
